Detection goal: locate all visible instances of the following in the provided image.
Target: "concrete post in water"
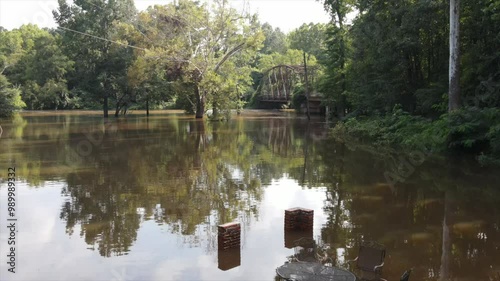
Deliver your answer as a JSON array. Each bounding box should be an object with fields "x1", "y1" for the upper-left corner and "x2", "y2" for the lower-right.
[{"x1": 217, "y1": 222, "x2": 241, "y2": 271}]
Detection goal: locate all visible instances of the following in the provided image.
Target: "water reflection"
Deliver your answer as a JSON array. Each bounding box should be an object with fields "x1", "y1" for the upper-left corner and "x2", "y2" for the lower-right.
[
  {"x1": 0, "y1": 111, "x2": 499, "y2": 280},
  {"x1": 315, "y1": 137, "x2": 500, "y2": 280},
  {"x1": 218, "y1": 248, "x2": 241, "y2": 271},
  {"x1": 58, "y1": 118, "x2": 269, "y2": 257}
]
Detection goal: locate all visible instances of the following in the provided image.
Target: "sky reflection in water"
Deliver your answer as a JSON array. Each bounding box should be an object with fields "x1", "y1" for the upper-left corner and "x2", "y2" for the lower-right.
[{"x1": 0, "y1": 111, "x2": 499, "y2": 281}]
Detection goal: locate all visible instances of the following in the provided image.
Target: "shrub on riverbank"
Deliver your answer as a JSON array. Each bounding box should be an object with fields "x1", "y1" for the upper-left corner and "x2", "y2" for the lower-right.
[
  {"x1": 331, "y1": 106, "x2": 500, "y2": 165},
  {"x1": 0, "y1": 74, "x2": 26, "y2": 118}
]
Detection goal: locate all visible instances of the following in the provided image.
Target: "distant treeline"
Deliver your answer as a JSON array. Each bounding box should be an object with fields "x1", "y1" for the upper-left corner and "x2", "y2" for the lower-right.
[{"x1": 0, "y1": 0, "x2": 326, "y2": 119}]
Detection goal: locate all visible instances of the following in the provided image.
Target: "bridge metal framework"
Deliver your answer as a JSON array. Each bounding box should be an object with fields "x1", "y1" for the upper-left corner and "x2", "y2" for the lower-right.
[{"x1": 258, "y1": 64, "x2": 321, "y2": 103}]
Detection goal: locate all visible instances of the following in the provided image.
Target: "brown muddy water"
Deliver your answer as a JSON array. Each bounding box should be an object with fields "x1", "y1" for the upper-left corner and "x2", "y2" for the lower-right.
[{"x1": 0, "y1": 110, "x2": 499, "y2": 281}]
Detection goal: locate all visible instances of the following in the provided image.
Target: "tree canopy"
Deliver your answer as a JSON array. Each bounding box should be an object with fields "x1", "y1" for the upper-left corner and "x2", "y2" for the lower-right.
[{"x1": 321, "y1": 0, "x2": 500, "y2": 164}]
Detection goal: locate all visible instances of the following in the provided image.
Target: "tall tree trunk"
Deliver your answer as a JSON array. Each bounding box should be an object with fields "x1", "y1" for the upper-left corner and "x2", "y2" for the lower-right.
[
  {"x1": 336, "y1": 5, "x2": 347, "y2": 118},
  {"x1": 303, "y1": 52, "x2": 311, "y2": 121},
  {"x1": 213, "y1": 104, "x2": 219, "y2": 119},
  {"x1": 122, "y1": 104, "x2": 128, "y2": 115},
  {"x1": 146, "y1": 97, "x2": 149, "y2": 117},
  {"x1": 103, "y1": 93, "x2": 109, "y2": 118},
  {"x1": 114, "y1": 98, "x2": 123, "y2": 117},
  {"x1": 195, "y1": 86, "x2": 205, "y2": 119},
  {"x1": 449, "y1": 0, "x2": 460, "y2": 111}
]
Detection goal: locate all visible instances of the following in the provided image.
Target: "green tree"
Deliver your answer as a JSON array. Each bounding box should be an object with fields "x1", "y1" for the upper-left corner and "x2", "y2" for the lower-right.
[
  {"x1": 0, "y1": 27, "x2": 23, "y2": 75},
  {"x1": 322, "y1": 0, "x2": 354, "y2": 118},
  {"x1": 0, "y1": 25, "x2": 74, "y2": 111},
  {"x1": 260, "y1": 23, "x2": 288, "y2": 55},
  {"x1": 288, "y1": 23, "x2": 327, "y2": 63},
  {"x1": 164, "y1": 0, "x2": 264, "y2": 118},
  {"x1": 10, "y1": 30, "x2": 74, "y2": 109},
  {"x1": 328, "y1": 0, "x2": 450, "y2": 115},
  {"x1": 0, "y1": 74, "x2": 25, "y2": 117},
  {"x1": 460, "y1": 0, "x2": 500, "y2": 109},
  {"x1": 257, "y1": 49, "x2": 318, "y2": 72},
  {"x1": 53, "y1": 0, "x2": 137, "y2": 117},
  {"x1": 117, "y1": 5, "x2": 189, "y2": 115}
]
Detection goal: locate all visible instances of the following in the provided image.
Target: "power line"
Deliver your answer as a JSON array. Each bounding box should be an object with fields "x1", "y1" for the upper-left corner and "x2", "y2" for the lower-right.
[
  {"x1": 56, "y1": 26, "x2": 148, "y2": 51},
  {"x1": 56, "y1": 24, "x2": 202, "y2": 73}
]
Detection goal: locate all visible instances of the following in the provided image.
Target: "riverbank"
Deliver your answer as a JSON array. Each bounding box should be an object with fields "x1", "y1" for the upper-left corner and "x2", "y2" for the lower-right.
[{"x1": 331, "y1": 107, "x2": 500, "y2": 166}]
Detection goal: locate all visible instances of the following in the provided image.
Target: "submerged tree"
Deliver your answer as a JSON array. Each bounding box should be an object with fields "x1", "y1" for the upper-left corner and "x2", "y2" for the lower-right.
[
  {"x1": 321, "y1": 0, "x2": 354, "y2": 118},
  {"x1": 166, "y1": 0, "x2": 264, "y2": 118},
  {"x1": 109, "y1": 0, "x2": 264, "y2": 118},
  {"x1": 53, "y1": 0, "x2": 137, "y2": 117},
  {"x1": 0, "y1": 74, "x2": 25, "y2": 117}
]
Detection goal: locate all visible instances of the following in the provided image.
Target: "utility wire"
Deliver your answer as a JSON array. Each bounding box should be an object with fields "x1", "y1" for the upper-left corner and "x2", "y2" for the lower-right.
[
  {"x1": 56, "y1": 26, "x2": 148, "y2": 51},
  {"x1": 54, "y1": 1, "x2": 251, "y2": 73},
  {"x1": 56, "y1": 24, "x2": 202, "y2": 73}
]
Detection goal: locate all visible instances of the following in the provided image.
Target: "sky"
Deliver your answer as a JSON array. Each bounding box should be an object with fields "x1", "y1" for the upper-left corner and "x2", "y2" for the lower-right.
[{"x1": 0, "y1": 0, "x2": 331, "y2": 33}]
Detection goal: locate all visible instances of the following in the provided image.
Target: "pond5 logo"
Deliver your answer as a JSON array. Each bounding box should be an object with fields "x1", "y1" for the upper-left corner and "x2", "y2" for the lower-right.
[
  {"x1": 110, "y1": 266, "x2": 138, "y2": 281},
  {"x1": 67, "y1": 121, "x2": 118, "y2": 164},
  {"x1": 310, "y1": 124, "x2": 330, "y2": 141}
]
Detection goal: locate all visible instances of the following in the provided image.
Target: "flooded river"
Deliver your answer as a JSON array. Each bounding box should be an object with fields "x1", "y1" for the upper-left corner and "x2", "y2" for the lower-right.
[{"x1": 0, "y1": 110, "x2": 499, "y2": 280}]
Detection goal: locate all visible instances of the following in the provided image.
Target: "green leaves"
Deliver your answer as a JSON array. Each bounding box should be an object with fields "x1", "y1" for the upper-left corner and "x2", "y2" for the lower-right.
[
  {"x1": 260, "y1": 23, "x2": 288, "y2": 55},
  {"x1": 0, "y1": 74, "x2": 25, "y2": 117},
  {"x1": 288, "y1": 23, "x2": 328, "y2": 63},
  {"x1": 0, "y1": 25, "x2": 75, "y2": 110},
  {"x1": 54, "y1": 0, "x2": 137, "y2": 115}
]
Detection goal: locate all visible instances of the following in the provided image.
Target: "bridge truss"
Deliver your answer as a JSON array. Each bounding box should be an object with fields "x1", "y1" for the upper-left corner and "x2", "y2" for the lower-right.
[{"x1": 259, "y1": 64, "x2": 320, "y2": 103}]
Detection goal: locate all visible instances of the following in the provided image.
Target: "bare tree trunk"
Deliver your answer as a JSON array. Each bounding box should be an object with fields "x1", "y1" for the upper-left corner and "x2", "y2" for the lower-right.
[
  {"x1": 303, "y1": 52, "x2": 311, "y2": 121},
  {"x1": 103, "y1": 93, "x2": 109, "y2": 118},
  {"x1": 213, "y1": 103, "x2": 219, "y2": 119},
  {"x1": 449, "y1": 0, "x2": 460, "y2": 111},
  {"x1": 146, "y1": 97, "x2": 149, "y2": 116},
  {"x1": 114, "y1": 99, "x2": 120, "y2": 117},
  {"x1": 122, "y1": 103, "x2": 128, "y2": 115},
  {"x1": 195, "y1": 86, "x2": 205, "y2": 119},
  {"x1": 336, "y1": 5, "x2": 347, "y2": 118}
]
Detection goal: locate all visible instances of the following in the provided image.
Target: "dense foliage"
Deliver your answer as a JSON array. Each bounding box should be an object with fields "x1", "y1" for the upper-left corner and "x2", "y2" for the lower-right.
[
  {"x1": 1, "y1": 0, "x2": 499, "y2": 163},
  {"x1": 0, "y1": 74, "x2": 25, "y2": 117},
  {"x1": 0, "y1": 0, "x2": 329, "y2": 120},
  {"x1": 321, "y1": 0, "x2": 500, "y2": 164},
  {"x1": 0, "y1": 0, "x2": 269, "y2": 119}
]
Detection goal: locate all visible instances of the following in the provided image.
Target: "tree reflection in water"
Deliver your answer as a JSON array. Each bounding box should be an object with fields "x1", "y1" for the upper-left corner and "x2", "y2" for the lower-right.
[
  {"x1": 2, "y1": 112, "x2": 500, "y2": 280},
  {"x1": 56, "y1": 115, "x2": 311, "y2": 257},
  {"x1": 313, "y1": 137, "x2": 500, "y2": 280}
]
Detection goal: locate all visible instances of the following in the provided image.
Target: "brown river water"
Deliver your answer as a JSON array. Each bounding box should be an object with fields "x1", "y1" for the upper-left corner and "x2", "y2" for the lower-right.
[{"x1": 0, "y1": 110, "x2": 499, "y2": 281}]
